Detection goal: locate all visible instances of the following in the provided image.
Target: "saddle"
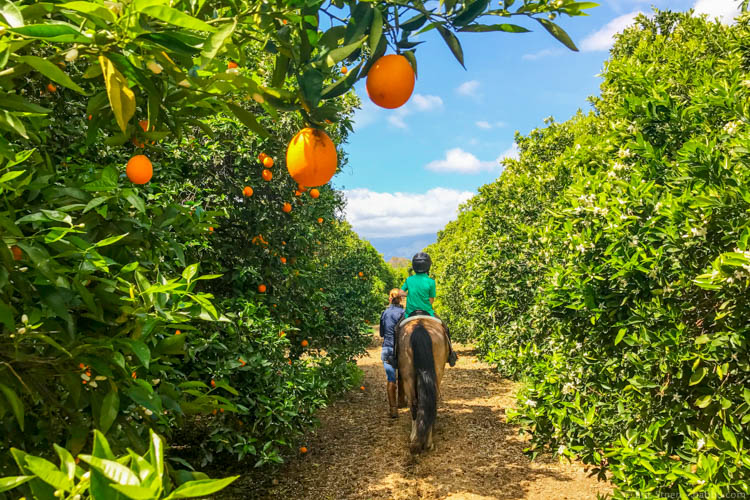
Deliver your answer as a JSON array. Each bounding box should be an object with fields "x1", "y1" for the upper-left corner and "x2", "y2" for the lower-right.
[{"x1": 398, "y1": 314, "x2": 442, "y2": 329}]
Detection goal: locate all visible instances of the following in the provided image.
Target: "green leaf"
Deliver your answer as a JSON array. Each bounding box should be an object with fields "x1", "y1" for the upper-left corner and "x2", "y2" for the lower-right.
[
  {"x1": 95, "y1": 233, "x2": 128, "y2": 248},
  {"x1": 344, "y1": 2, "x2": 373, "y2": 45},
  {"x1": 0, "y1": 476, "x2": 33, "y2": 493},
  {"x1": 400, "y1": 13, "x2": 427, "y2": 32},
  {"x1": 689, "y1": 366, "x2": 707, "y2": 386},
  {"x1": 320, "y1": 62, "x2": 362, "y2": 100},
  {"x1": 110, "y1": 484, "x2": 160, "y2": 499},
  {"x1": 190, "y1": 294, "x2": 217, "y2": 320},
  {"x1": 0, "y1": 0, "x2": 24, "y2": 28},
  {"x1": 140, "y1": 5, "x2": 215, "y2": 32},
  {"x1": 226, "y1": 103, "x2": 269, "y2": 138},
  {"x1": 458, "y1": 23, "x2": 530, "y2": 33},
  {"x1": 323, "y1": 36, "x2": 366, "y2": 67},
  {"x1": 369, "y1": 7, "x2": 382, "y2": 53},
  {"x1": 10, "y1": 23, "x2": 89, "y2": 43},
  {"x1": 299, "y1": 67, "x2": 324, "y2": 108},
  {"x1": 270, "y1": 54, "x2": 290, "y2": 88},
  {"x1": 613, "y1": 328, "x2": 626, "y2": 345},
  {"x1": 182, "y1": 263, "x2": 198, "y2": 282},
  {"x1": 0, "y1": 110, "x2": 27, "y2": 138},
  {"x1": 124, "y1": 339, "x2": 150, "y2": 369},
  {"x1": 100, "y1": 389, "x2": 120, "y2": 434},
  {"x1": 437, "y1": 26, "x2": 465, "y2": 68},
  {"x1": 155, "y1": 334, "x2": 186, "y2": 355},
  {"x1": 695, "y1": 395, "x2": 711, "y2": 408},
  {"x1": 24, "y1": 456, "x2": 73, "y2": 492},
  {"x1": 0, "y1": 383, "x2": 24, "y2": 431},
  {"x1": 453, "y1": 0, "x2": 491, "y2": 27},
  {"x1": 122, "y1": 189, "x2": 146, "y2": 213},
  {"x1": 146, "y1": 429, "x2": 164, "y2": 478},
  {"x1": 16, "y1": 55, "x2": 86, "y2": 93},
  {"x1": 165, "y1": 476, "x2": 239, "y2": 499},
  {"x1": 99, "y1": 55, "x2": 135, "y2": 132},
  {"x1": 535, "y1": 18, "x2": 579, "y2": 51},
  {"x1": 59, "y1": 1, "x2": 116, "y2": 22},
  {"x1": 200, "y1": 19, "x2": 236, "y2": 66},
  {"x1": 79, "y1": 455, "x2": 140, "y2": 486},
  {"x1": 53, "y1": 444, "x2": 76, "y2": 482}
]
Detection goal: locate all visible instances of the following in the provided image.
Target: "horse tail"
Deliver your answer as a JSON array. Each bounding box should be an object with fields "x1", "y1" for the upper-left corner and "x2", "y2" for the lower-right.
[{"x1": 410, "y1": 323, "x2": 437, "y2": 453}]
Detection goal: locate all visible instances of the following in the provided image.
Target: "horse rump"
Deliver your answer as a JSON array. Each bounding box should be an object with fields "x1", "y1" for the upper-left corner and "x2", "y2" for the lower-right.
[{"x1": 410, "y1": 323, "x2": 437, "y2": 453}]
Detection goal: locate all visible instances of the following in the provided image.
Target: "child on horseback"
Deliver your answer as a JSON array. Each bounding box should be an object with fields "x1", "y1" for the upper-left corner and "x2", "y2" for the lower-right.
[
  {"x1": 379, "y1": 288, "x2": 405, "y2": 418},
  {"x1": 401, "y1": 252, "x2": 458, "y2": 366}
]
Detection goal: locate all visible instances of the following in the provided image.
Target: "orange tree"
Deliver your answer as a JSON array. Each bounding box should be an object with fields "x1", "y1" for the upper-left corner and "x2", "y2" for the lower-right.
[{"x1": 0, "y1": 0, "x2": 595, "y2": 493}]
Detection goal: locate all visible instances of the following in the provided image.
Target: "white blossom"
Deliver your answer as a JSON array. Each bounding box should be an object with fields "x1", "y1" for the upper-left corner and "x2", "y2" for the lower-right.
[
  {"x1": 696, "y1": 438, "x2": 705, "y2": 450},
  {"x1": 557, "y1": 444, "x2": 567, "y2": 455},
  {"x1": 723, "y1": 121, "x2": 740, "y2": 135}
]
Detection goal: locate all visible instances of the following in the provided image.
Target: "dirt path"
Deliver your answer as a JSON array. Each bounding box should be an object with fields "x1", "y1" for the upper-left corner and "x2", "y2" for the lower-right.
[{"x1": 234, "y1": 333, "x2": 611, "y2": 499}]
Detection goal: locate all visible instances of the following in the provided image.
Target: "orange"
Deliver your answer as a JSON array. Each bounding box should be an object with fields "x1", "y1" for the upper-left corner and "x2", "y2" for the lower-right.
[
  {"x1": 210, "y1": 379, "x2": 216, "y2": 387},
  {"x1": 258, "y1": 152, "x2": 267, "y2": 161},
  {"x1": 310, "y1": 188, "x2": 320, "y2": 199},
  {"x1": 131, "y1": 138, "x2": 145, "y2": 148},
  {"x1": 282, "y1": 202, "x2": 292, "y2": 213},
  {"x1": 282, "y1": 241, "x2": 286, "y2": 245},
  {"x1": 10, "y1": 245, "x2": 22, "y2": 261},
  {"x1": 212, "y1": 409, "x2": 217, "y2": 415},
  {"x1": 47, "y1": 83, "x2": 57, "y2": 93},
  {"x1": 280, "y1": 256, "x2": 287, "y2": 263},
  {"x1": 175, "y1": 330, "x2": 181, "y2": 335},
  {"x1": 126, "y1": 155, "x2": 153, "y2": 184},
  {"x1": 366, "y1": 54, "x2": 415, "y2": 109},
  {"x1": 279, "y1": 331, "x2": 285, "y2": 337},
  {"x1": 138, "y1": 119, "x2": 149, "y2": 132},
  {"x1": 358, "y1": 272, "x2": 363, "y2": 277},
  {"x1": 87, "y1": 114, "x2": 93, "y2": 120},
  {"x1": 301, "y1": 339, "x2": 308, "y2": 347},
  {"x1": 132, "y1": 371, "x2": 137, "y2": 379},
  {"x1": 360, "y1": 386, "x2": 365, "y2": 391},
  {"x1": 286, "y1": 128, "x2": 337, "y2": 187},
  {"x1": 209, "y1": 227, "x2": 214, "y2": 232},
  {"x1": 227, "y1": 61, "x2": 238, "y2": 69},
  {"x1": 300, "y1": 446, "x2": 307, "y2": 454},
  {"x1": 263, "y1": 156, "x2": 274, "y2": 168},
  {"x1": 243, "y1": 186, "x2": 254, "y2": 197},
  {"x1": 258, "y1": 284, "x2": 267, "y2": 293},
  {"x1": 262, "y1": 169, "x2": 273, "y2": 181},
  {"x1": 295, "y1": 190, "x2": 302, "y2": 197},
  {"x1": 341, "y1": 66, "x2": 348, "y2": 74}
]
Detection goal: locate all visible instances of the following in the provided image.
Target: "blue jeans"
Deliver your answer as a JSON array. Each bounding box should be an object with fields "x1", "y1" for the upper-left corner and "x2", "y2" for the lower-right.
[{"x1": 381, "y1": 346, "x2": 396, "y2": 382}]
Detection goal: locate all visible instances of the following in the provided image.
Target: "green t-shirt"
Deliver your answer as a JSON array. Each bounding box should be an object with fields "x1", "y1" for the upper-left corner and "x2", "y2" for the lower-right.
[{"x1": 401, "y1": 273, "x2": 436, "y2": 316}]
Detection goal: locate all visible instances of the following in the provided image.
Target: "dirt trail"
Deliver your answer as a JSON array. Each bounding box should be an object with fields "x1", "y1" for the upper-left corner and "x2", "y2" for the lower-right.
[{"x1": 234, "y1": 333, "x2": 611, "y2": 499}]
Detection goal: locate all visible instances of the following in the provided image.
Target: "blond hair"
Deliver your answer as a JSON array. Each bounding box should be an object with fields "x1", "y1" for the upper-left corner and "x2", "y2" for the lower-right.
[{"x1": 388, "y1": 288, "x2": 405, "y2": 306}]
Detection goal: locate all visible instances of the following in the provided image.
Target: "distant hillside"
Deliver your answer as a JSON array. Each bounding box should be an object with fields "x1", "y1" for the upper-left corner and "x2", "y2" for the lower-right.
[{"x1": 388, "y1": 257, "x2": 410, "y2": 269}]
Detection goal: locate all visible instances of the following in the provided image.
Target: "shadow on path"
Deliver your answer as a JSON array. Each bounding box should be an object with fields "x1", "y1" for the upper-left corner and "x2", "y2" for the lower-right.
[{"x1": 225, "y1": 337, "x2": 611, "y2": 499}]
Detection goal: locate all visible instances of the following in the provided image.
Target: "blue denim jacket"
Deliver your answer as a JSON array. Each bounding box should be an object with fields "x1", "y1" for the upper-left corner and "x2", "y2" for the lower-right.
[{"x1": 379, "y1": 304, "x2": 404, "y2": 349}]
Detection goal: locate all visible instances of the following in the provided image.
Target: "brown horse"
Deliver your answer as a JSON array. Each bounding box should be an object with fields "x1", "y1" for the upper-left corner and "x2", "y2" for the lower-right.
[{"x1": 397, "y1": 316, "x2": 449, "y2": 453}]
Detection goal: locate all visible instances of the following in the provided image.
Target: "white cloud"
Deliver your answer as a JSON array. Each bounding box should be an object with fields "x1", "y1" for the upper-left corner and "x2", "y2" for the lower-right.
[
  {"x1": 522, "y1": 48, "x2": 561, "y2": 60},
  {"x1": 425, "y1": 148, "x2": 498, "y2": 173},
  {"x1": 580, "y1": 11, "x2": 642, "y2": 52},
  {"x1": 412, "y1": 94, "x2": 444, "y2": 111},
  {"x1": 343, "y1": 188, "x2": 474, "y2": 238},
  {"x1": 475, "y1": 120, "x2": 507, "y2": 129},
  {"x1": 381, "y1": 93, "x2": 443, "y2": 129},
  {"x1": 456, "y1": 80, "x2": 480, "y2": 96},
  {"x1": 498, "y1": 143, "x2": 520, "y2": 163},
  {"x1": 693, "y1": 0, "x2": 740, "y2": 24}
]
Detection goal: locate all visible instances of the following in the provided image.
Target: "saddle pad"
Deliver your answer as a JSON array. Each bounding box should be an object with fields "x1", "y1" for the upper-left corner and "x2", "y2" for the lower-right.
[{"x1": 398, "y1": 315, "x2": 442, "y2": 328}]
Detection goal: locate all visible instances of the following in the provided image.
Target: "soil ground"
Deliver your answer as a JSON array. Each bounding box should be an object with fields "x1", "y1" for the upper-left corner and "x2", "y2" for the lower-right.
[{"x1": 226, "y1": 332, "x2": 612, "y2": 499}]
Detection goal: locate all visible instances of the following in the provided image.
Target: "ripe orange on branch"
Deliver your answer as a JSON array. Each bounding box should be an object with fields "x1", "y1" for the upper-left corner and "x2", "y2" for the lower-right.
[
  {"x1": 301, "y1": 339, "x2": 308, "y2": 347},
  {"x1": 366, "y1": 54, "x2": 415, "y2": 109},
  {"x1": 309, "y1": 188, "x2": 320, "y2": 199},
  {"x1": 258, "y1": 152, "x2": 268, "y2": 161},
  {"x1": 258, "y1": 284, "x2": 267, "y2": 293},
  {"x1": 263, "y1": 156, "x2": 274, "y2": 168},
  {"x1": 262, "y1": 169, "x2": 273, "y2": 181},
  {"x1": 243, "y1": 186, "x2": 253, "y2": 197},
  {"x1": 10, "y1": 245, "x2": 22, "y2": 261},
  {"x1": 126, "y1": 154, "x2": 153, "y2": 184},
  {"x1": 282, "y1": 202, "x2": 292, "y2": 213},
  {"x1": 286, "y1": 128, "x2": 337, "y2": 187}
]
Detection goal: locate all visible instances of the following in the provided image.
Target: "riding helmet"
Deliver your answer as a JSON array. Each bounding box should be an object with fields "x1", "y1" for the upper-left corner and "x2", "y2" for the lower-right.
[{"x1": 411, "y1": 252, "x2": 432, "y2": 273}]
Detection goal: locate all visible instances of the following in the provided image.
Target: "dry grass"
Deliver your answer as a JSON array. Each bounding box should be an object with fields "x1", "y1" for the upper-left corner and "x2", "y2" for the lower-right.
[{"x1": 225, "y1": 332, "x2": 612, "y2": 500}]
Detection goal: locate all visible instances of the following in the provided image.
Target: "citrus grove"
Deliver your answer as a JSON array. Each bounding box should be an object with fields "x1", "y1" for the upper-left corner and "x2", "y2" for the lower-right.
[
  {"x1": 428, "y1": 10, "x2": 750, "y2": 499},
  {"x1": 0, "y1": 0, "x2": 597, "y2": 498}
]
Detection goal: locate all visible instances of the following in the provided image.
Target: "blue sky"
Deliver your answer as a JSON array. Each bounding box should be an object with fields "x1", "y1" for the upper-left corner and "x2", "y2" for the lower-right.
[{"x1": 335, "y1": 0, "x2": 741, "y2": 260}]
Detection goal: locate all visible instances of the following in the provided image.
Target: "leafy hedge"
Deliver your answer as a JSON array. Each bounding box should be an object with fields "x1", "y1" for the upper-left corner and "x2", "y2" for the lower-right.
[{"x1": 429, "y1": 11, "x2": 750, "y2": 498}]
